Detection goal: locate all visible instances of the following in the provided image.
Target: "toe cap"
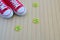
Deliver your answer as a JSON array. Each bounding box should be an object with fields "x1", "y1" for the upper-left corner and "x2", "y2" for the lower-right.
[
  {"x1": 3, "y1": 9, "x2": 13, "y2": 16},
  {"x1": 16, "y1": 7, "x2": 26, "y2": 15},
  {"x1": 2, "y1": 9, "x2": 13, "y2": 18}
]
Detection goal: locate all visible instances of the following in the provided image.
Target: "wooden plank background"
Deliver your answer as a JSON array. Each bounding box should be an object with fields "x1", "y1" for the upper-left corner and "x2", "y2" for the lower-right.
[{"x1": 0, "y1": 0, "x2": 60, "y2": 40}]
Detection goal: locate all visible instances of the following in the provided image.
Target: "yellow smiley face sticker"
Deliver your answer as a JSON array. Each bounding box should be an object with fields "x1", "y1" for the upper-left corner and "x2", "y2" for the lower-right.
[
  {"x1": 15, "y1": 25, "x2": 22, "y2": 31},
  {"x1": 33, "y1": 18, "x2": 40, "y2": 24},
  {"x1": 32, "y1": 2, "x2": 39, "y2": 8}
]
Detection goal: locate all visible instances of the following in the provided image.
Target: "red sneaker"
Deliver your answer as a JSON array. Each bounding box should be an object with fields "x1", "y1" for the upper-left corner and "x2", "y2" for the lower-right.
[
  {"x1": 4, "y1": 0, "x2": 26, "y2": 16},
  {"x1": 0, "y1": 0, "x2": 13, "y2": 18}
]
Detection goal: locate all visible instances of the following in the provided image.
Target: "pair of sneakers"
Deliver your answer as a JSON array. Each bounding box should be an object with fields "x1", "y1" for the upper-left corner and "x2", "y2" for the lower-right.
[{"x1": 0, "y1": 0, "x2": 26, "y2": 18}]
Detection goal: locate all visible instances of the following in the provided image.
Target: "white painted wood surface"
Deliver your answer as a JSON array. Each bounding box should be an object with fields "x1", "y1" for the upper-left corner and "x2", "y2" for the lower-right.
[{"x1": 0, "y1": 0, "x2": 60, "y2": 40}]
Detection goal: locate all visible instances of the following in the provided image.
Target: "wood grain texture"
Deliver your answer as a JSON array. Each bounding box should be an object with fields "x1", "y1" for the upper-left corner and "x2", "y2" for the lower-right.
[{"x1": 0, "y1": 0, "x2": 60, "y2": 40}]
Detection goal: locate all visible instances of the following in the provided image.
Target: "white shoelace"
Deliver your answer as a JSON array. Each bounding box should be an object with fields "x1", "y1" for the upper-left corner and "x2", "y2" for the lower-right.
[
  {"x1": 0, "y1": 1, "x2": 7, "y2": 10},
  {"x1": 10, "y1": 0, "x2": 20, "y2": 8}
]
